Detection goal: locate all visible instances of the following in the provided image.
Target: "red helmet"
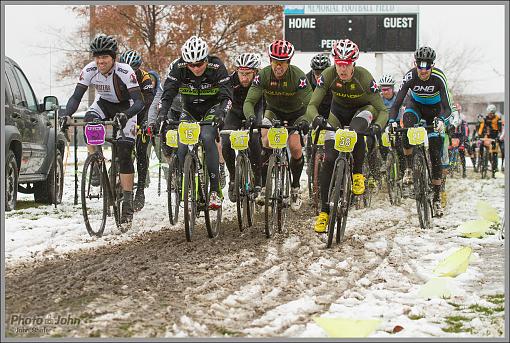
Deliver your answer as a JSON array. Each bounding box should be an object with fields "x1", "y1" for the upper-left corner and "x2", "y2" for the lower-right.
[
  {"x1": 332, "y1": 39, "x2": 360, "y2": 65},
  {"x1": 268, "y1": 40, "x2": 295, "y2": 61}
]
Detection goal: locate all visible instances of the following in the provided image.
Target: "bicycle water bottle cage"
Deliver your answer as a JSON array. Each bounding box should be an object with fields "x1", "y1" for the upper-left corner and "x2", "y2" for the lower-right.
[{"x1": 85, "y1": 124, "x2": 106, "y2": 145}]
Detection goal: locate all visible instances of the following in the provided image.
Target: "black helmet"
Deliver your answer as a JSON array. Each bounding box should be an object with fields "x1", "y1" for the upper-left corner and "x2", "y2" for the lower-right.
[
  {"x1": 90, "y1": 34, "x2": 118, "y2": 56},
  {"x1": 310, "y1": 53, "x2": 331, "y2": 70},
  {"x1": 414, "y1": 46, "x2": 436, "y2": 63}
]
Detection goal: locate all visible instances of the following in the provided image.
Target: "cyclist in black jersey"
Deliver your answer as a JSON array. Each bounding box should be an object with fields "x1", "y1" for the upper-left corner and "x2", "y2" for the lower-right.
[
  {"x1": 156, "y1": 36, "x2": 233, "y2": 209},
  {"x1": 389, "y1": 46, "x2": 457, "y2": 216},
  {"x1": 119, "y1": 49, "x2": 155, "y2": 211},
  {"x1": 222, "y1": 53, "x2": 264, "y2": 202},
  {"x1": 61, "y1": 34, "x2": 145, "y2": 226}
]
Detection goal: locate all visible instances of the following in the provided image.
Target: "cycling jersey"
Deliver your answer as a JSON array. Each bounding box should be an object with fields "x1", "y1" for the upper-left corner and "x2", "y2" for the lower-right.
[
  {"x1": 243, "y1": 64, "x2": 312, "y2": 122},
  {"x1": 159, "y1": 56, "x2": 232, "y2": 121},
  {"x1": 306, "y1": 65, "x2": 388, "y2": 128},
  {"x1": 390, "y1": 67, "x2": 454, "y2": 124},
  {"x1": 478, "y1": 114, "x2": 502, "y2": 137},
  {"x1": 135, "y1": 68, "x2": 155, "y2": 123},
  {"x1": 306, "y1": 70, "x2": 332, "y2": 118},
  {"x1": 383, "y1": 94, "x2": 397, "y2": 112},
  {"x1": 230, "y1": 71, "x2": 264, "y2": 122}
]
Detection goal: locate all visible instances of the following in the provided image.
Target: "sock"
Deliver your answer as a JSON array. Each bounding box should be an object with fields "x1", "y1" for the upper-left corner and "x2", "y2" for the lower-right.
[{"x1": 290, "y1": 155, "x2": 304, "y2": 188}]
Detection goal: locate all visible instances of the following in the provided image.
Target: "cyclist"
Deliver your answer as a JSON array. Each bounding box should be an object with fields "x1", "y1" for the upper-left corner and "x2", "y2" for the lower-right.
[
  {"x1": 306, "y1": 39, "x2": 388, "y2": 233},
  {"x1": 305, "y1": 53, "x2": 332, "y2": 171},
  {"x1": 388, "y1": 46, "x2": 457, "y2": 216},
  {"x1": 61, "y1": 34, "x2": 145, "y2": 226},
  {"x1": 478, "y1": 104, "x2": 502, "y2": 176},
  {"x1": 222, "y1": 53, "x2": 264, "y2": 202},
  {"x1": 447, "y1": 104, "x2": 469, "y2": 178},
  {"x1": 243, "y1": 39, "x2": 313, "y2": 211},
  {"x1": 469, "y1": 113, "x2": 484, "y2": 172},
  {"x1": 156, "y1": 36, "x2": 233, "y2": 209},
  {"x1": 119, "y1": 49, "x2": 155, "y2": 211}
]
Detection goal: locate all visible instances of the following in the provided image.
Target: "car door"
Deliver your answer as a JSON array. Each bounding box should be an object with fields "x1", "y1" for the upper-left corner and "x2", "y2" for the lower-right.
[
  {"x1": 12, "y1": 64, "x2": 48, "y2": 174},
  {"x1": 4, "y1": 65, "x2": 31, "y2": 174}
]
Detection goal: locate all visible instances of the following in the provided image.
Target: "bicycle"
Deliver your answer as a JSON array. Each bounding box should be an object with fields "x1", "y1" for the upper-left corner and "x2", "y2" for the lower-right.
[
  {"x1": 314, "y1": 125, "x2": 372, "y2": 248},
  {"x1": 308, "y1": 127, "x2": 326, "y2": 215},
  {"x1": 258, "y1": 120, "x2": 303, "y2": 238},
  {"x1": 448, "y1": 137, "x2": 463, "y2": 178},
  {"x1": 393, "y1": 121, "x2": 439, "y2": 230},
  {"x1": 381, "y1": 130, "x2": 403, "y2": 205},
  {"x1": 357, "y1": 133, "x2": 384, "y2": 209},
  {"x1": 65, "y1": 118, "x2": 126, "y2": 237},
  {"x1": 167, "y1": 119, "x2": 222, "y2": 241},
  {"x1": 480, "y1": 137, "x2": 499, "y2": 179},
  {"x1": 219, "y1": 124, "x2": 260, "y2": 231}
]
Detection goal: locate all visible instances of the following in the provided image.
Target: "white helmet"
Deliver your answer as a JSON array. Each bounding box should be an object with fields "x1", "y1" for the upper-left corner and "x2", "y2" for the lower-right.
[
  {"x1": 486, "y1": 104, "x2": 497, "y2": 114},
  {"x1": 378, "y1": 74, "x2": 395, "y2": 86},
  {"x1": 234, "y1": 53, "x2": 261, "y2": 70},
  {"x1": 181, "y1": 36, "x2": 209, "y2": 63}
]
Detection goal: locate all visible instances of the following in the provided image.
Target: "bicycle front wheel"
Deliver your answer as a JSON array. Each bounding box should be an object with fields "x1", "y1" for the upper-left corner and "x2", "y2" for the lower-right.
[
  {"x1": 265, "y1": 154, "x2": 279, "y2": 238},
  {"x1": 167, "y1": 153, "x2": 180, "y2": 225},
  {"x1": 183, "y1": 154, "x2": 197, "y2": 241},
  {"x1": 235, "y1": 154, "x2": 254, "y2": 231},
  {"x1": 386, "y1": 150, "x2": 402, "y2": 205},
  {"x1": 278, "y1": 161, "x2": 291, "y2": 233},
  {"x1": 326, "y1": 158, "x2": 348, "y2": 248},
  {"x1": 413, "y1": 150, "x2": 432, "y2": 230},
  {"x1": 81, "y1": 153, "x2": 107, "y2": 237},
  {"x1": 204, "y1": 157, "x2": 221, "y2": 239}
]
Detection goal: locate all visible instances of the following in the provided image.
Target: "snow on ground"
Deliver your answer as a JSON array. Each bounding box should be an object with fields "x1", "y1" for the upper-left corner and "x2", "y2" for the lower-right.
[{"x1": 4, "y1": 146, "x2": 507, "y2": 338}]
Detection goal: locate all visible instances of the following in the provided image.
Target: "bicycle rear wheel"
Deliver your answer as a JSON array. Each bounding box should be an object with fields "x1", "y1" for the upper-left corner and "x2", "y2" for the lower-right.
[
  {"x1": 386, "y1": 150, "x2": 402, "y2": 205},
  {"x1": 413, "y1": 150, "x2": 432, "y2": 230},
  {"x1": 81, "y1": 153, "x2": 107, "y2": 237},
  {"x1": 167, "y1": 153, "x2": 180, "y2": 225},
  {"x1": 183, "y1": 154, "x2": 197, "y2": 241},
  {"x1": 362, "y1": 156, "x2": 372, "y2": 208},
  {"x1": 204, "y1": 157, "x2": 221, "y2": 239},
  {"x1": 265, "y1": 154, "x2": 278, "y2": 238}
]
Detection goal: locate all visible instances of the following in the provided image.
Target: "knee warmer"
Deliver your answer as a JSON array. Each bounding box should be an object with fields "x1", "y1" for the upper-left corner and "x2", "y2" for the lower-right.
[{"x1": 117, "y1": 140, "x2": 135, "y2": 174}]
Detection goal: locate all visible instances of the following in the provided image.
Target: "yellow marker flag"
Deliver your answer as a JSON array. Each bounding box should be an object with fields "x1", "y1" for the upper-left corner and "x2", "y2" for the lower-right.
[
  {"x1": 476, "y1": 201, "x2": 500, "y2": 223},
  {"x1": 433, "y1": 246, "x2": 472, "y2": 277},
  {"x1": 418, "y1": 277, "x2": 454, "y2": 299},
  {"x1": 313, "y1": 317, "x2": 382, "y2": 338},
  {"x1": 459, "y1": 220, "x2": 492, "y2": 238}
]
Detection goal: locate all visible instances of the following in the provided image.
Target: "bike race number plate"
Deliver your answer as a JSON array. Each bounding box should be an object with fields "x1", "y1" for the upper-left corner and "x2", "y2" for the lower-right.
[
  {"x1": 230, "y1": 130, "x2": 250, "y2": 150},
  {"x1": 311, "y1": 128, "x2": 326, "y2": 146},
  {"x1": 84, "y1": 124, "x2": 106, "y2": 145},
  {"x1": 407, "y1": 127, "x2": 427, "y2": 146},
  {"x1": 166, "y1": 129, "x2": 178, "y2": 148},
  {"x1": 178, "y1": 122, "x2": 201, "y2": 145},
  {"x1": 334, "y1": 129, "x2": 357, "y2": 152},
  {"x1": 381, "y1": 132, "x2": 391, "y2": 147},
  {"x1": 268, "y1": 127, "x2": 289, "y2": 149}
]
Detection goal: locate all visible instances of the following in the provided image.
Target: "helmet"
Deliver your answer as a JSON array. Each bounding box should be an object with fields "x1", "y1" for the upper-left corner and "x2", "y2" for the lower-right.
[
  {"x1": 119, "y1": 49, "x2": 142, "y2": 70},
  {"x1": 331, "y1": 39, "x2": 360, "y2": 64},
  {"x1": 268, "y1": 40, "x2": 295, "y2": 61},
  {"x1": 234, "y1": 53, "x2": 261, "y2": 70},
  {"x1": 414, "y1": 46, "x2": 436, "y2": 63},
  {"x1": 477, "y1": 113, "x2": 484, "y2": 122},
  {"x1": 378, "y1": 74, "x2": 395, "y2": 86},
  {"x1": 90, "y1": 34, "x2": 118, "y2": 55},
  {"x1": 310, "y1": 53, "x2": 331, "y2": 70},
  {"x1": 181, "y1": 36, "x2": 209, "y2": 63},
  {"x1": 486, "y1": 104, "x2": 497, "y2": 114}
]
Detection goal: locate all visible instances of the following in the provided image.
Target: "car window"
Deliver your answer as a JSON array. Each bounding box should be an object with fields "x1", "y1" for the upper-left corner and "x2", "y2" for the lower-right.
[
  {"x1": 5, "y1": 67, "x2": 25, "y2": 108},
  {"x1": 13, "y1": 65, "x2": 38, "y2": 112}
]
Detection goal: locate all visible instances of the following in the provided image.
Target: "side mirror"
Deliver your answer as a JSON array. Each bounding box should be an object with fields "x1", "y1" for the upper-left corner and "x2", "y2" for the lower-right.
[{"x1": 44, "y1": 95, "x2": 59, "y2": 112}]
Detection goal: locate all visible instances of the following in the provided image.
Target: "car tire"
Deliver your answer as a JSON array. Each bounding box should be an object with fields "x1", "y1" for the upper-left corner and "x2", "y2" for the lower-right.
[
  {"x1": 34, "y1": 150, "x2": 64, "y2": 204},
  {"x1": 5, "y1": 149, "x2": 19, "y2": 211}
]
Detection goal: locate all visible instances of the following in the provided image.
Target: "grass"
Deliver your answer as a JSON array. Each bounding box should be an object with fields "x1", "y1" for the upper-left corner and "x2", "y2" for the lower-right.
[
  {"x1": 408, "y1": 314, "x2": 425, "y2": 320},
  {"x1": 217, "y1": 326, "x2": 242, "y2": 336},
  {"x1": 442, "y1": 315, "x2": 473, "y2": 334},
  {"x1": 469, "y1": 304, "x2": 497, "y2": 315},
  {"x1": 487, "y1": 294, "x2": 505, "y2": 305}
]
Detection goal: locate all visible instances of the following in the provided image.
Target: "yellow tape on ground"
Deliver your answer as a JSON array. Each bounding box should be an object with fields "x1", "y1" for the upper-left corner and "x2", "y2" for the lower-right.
[
  {"x1": 313, "y1": 317, "x2": 381, "y2": 338},
  {"x1": 433, "y1": 246, "x2": 472, "y2": 277}
]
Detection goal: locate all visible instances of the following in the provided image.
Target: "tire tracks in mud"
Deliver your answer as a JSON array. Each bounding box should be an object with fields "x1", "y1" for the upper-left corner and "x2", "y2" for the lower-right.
[{"x1": 5, "y1": 198, "x2": 404, "y2": 338}]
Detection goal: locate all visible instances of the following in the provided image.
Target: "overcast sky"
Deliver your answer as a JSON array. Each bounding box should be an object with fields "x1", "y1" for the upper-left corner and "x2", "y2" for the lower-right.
[{"x1": 3, "y1": 3, "x2": 506, "y2": 108}]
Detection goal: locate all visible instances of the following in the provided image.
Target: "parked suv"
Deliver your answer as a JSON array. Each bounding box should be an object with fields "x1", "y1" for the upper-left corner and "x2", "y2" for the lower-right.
[{"x1": 4, "y1": 56, "x2": 66, "y2": 211}]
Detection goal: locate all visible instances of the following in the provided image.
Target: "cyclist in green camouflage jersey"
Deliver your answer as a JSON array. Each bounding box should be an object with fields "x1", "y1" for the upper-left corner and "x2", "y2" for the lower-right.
[
  {"x1": 305, "y1": 39, "x2": 388, "y2": 233},
  {"x1": 243, "y1": 39, "x2": 312, "y2": 211}
]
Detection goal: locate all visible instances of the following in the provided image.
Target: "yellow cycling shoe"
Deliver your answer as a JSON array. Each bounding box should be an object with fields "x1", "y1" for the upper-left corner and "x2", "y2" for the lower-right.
[
  {"x1": 352, "y1": 173, "x2": 366, "y2": 195},
  {"x1": 314, "y1": 212, "x2": 329, "y2": 233},
  {"x1": 440, "y1": 191, "x2": 447, "y2": 208}
]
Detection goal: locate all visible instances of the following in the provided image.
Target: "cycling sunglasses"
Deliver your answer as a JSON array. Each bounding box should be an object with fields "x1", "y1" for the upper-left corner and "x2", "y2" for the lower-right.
[
  {"x1": 188, "y1": 60, "x2": 207, "y2": 68},
  {"x1": 416, "y1": 60, "x2": 433, "y2": 70}
]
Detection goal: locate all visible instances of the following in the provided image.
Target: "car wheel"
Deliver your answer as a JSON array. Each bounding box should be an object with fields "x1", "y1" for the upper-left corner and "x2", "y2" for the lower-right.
[
  {"x1": 5, "y1": 149, "x2": 19, "y2": 211},
  {"x1": 34, "y1": 150, "x2": 64, "y2": 204}
]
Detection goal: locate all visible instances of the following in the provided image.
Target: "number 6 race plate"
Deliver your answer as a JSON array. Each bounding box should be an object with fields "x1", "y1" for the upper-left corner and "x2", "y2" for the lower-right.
[
  {"x1": 407, "y1": 127, "x2": 426, "y2": 146},
  {"x1": 334, "y1": 129, "x2": 357, "y2": 152},
  {"x1": 230, "y1": 130, "x2": 250, "y2": 150},
  {"x1": 166, "y1": 129, "x2": 178, "y2": 148},
  {"x1": 178, "y1": 122, "x2": 201, "y2": 145},
  {"x1": 267, "y1": 127, "x2": 289, "y2": 149}
]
